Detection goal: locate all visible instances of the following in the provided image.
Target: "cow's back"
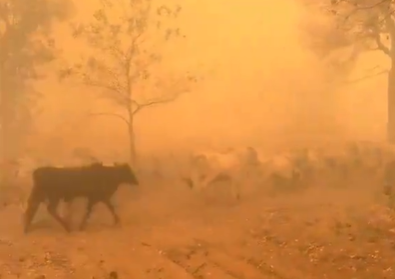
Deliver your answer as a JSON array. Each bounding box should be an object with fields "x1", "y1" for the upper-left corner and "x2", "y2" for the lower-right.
[{"x1": 33, "y1": 166, "x2": 102, "y2": 199}]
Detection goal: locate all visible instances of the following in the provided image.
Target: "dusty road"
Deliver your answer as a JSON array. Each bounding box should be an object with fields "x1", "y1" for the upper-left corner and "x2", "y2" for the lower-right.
[{"x1": 0, "y1": 179, "x2": 394, "y2": 279}]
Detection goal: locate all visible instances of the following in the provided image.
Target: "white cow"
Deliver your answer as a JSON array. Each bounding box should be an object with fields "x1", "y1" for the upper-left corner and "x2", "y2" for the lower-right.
[
  {"x1": 257, "y1": 152, "x2": 305, "y2": 190},
  {"x1": 183, "y1": 147, "x2": 259, "y2": 200}
]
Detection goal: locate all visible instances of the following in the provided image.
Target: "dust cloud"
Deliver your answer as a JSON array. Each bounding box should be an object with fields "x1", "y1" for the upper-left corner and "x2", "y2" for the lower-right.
[{"x1": 27, "y1": 0, "x2": 387, "y2": 160}]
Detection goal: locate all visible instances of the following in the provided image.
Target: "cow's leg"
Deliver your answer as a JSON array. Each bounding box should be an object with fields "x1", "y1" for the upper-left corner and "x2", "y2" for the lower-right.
[
  {"x1": 47, "y1": 199, "x2": 70, "y2": 232},
  {"x1": 62, "y1": 198, "x2": 73, "y2": 229},
  {"x1": 79, "y1": 199, "x2": 95, "y2": 231},
  {"x1": 209, "y1": 173, "x2": 238, "y2": 199},
  {"x1": 103, "y1": 199, "x2": 120, "y2": 225},
  {"x1": 24, "y1": 198, "x2": 41, "y2": 234},
  {"x1": 199, "y1": 175, "x2": 213, "y2": 202},
  {"x1": 24, "y1": 185, "x2": 47, "y2": 234},
  {"x1": 230, "y1": 178, "x2": 241, "y2": 201},
  {"x1": 201, "y1": 172, "x2": 218, "y2": 198}
]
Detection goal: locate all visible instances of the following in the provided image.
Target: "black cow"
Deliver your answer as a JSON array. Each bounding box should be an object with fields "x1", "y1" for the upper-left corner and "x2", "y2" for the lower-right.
[{"x1": 23, "y1": 162, "x2": 139, "y2": 233}]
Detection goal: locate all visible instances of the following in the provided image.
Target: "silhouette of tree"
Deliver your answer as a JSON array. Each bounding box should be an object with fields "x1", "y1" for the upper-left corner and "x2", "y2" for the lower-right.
[
  {"x1": 0, "y1": 0, "x2": 73, "y2": 183},
  {"x1": 60, "y1": 0, "x2": 199, "y2": 166},
  {"x1": 302, "y1": 0, "x2": 395, "y2": 141}
]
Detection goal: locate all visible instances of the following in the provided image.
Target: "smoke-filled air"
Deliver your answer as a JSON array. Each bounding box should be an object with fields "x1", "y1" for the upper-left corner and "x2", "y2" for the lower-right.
[{"x1": 1, "y1": 0, "x2": 395, "y2": 278}]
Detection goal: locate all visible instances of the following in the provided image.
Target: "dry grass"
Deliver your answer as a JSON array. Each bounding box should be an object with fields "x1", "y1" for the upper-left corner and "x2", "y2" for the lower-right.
[{"x1": 0, "y1": 176, "x2": 394, "y2": 279}]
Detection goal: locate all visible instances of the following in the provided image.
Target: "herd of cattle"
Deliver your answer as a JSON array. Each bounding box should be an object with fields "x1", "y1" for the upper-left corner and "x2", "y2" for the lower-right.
[
  {"x1": 2, "y1": 141, "x2": 395, "y2": 233},
  {"x1": 183, "y1": 142, "x2": 395, "y2": 197}
]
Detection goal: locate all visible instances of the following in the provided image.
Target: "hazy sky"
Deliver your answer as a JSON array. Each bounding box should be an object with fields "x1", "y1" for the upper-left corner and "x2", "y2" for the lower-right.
[{"x1": 30, "y1": 0, "x2": 388, "y2": 158}]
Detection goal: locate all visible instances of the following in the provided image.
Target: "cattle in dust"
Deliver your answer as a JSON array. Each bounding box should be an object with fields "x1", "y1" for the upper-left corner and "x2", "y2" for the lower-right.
[
  {"x1": 6, "y1": 140, "x2": 395, "y2": 234},
  {"x1": 258, "y1": 152, "x2": 305, "y2": 191},
  {"x1": 181, "y1": 146, "x2": 312, "y2": 199},
  {"x1": 24, "y1": 162, "x2": 139, "y2": 233},
  {"x1": 290, "y1": 142, "x2": 394, "y2": 186},
  {"x1": 181, "y1": 142, "x2": 395, "y2": 200},
  {"x1": 336, "y1": 142, "x2": 395, "y2": 182},
  {"x1": 182, "y1": 147, "x2": 261, "y2": 201}
]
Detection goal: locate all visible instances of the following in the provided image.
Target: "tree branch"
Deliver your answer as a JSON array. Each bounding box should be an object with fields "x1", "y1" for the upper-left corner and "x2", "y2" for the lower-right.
[
  {"x1": 343, "y1": 69, "x2": 388, "y2": 85},
  {"x1": 351, "y1": 0, "x2": 390, "y2": 11},
  {"x1": 125, "y1": 0, "x2": 150, "y2": 60},
  {"x1": 342, "y1": 0, "x2": 390, "y2": 21},
  {"x1": 88, "y1": 112, "x2": 130, "y2": 126},
  {"x1": 132, "y1": 94, "x2": 181, "y2": 115},
  {"x1": 386, "y1": 15, "x2": 395, "y2": 56},
  {"x1": 372, "y1": 27, "x2": 391, "y2": 56},
  {"x1": 83, "y1": 79, "x2": 124, "y2": 94},
  {"x1": 82, "y1": 78, "x2": 132, "y2": 106}
]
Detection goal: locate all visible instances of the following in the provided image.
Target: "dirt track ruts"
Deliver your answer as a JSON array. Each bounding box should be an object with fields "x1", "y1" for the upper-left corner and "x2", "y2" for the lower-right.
[{"x1": 0, "y1": 181, "x2": 394, "y2": 279}]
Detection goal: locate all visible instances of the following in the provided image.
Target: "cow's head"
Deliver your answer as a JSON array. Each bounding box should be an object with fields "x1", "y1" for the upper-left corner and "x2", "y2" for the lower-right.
[{"x1": 114, "y1": 163, "x2": 139, "y2": 186}]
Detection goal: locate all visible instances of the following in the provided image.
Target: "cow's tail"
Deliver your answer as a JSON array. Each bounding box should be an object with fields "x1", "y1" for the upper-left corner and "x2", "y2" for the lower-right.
[{"x1": 23, "y1": 174, "x2": 45, "y2": 233}]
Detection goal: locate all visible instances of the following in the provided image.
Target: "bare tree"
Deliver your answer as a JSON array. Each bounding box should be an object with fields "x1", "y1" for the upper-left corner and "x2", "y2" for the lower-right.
[
  {"x1": 59, "y1": 0, "x2": 199, "y2": 166},
  {"x1": 0, "y1": 0, "x2": 72, "y2": 182},
  {"x1": 301, "y1": 0, "x2": 395, "y2": 141}
]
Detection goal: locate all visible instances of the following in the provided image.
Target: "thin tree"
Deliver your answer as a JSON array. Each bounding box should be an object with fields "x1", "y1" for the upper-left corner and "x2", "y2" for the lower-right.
[
  {"x1": 0, "y1": 0, "x2": 72, "y2": 181},
  {"x1": 59, "y1": 0, "x2": 199, "y2": 166},
  {"x1": 302, "y1": 0, "x2": 395, "y2": 141}
]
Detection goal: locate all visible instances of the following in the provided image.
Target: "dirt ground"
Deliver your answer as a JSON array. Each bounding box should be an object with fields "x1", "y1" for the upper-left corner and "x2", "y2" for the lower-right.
[{"x1": 0, "y1": 177, "x2": 394, "y2": 279}]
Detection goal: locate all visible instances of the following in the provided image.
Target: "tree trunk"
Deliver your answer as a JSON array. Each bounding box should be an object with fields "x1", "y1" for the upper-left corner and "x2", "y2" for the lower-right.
[
  {"x1": 0, "y1": 93, "x2": 5, "y2": 185},
  {"x1": 387, "y1": 61, "x2": 395, "y2": 143},
  {"x1": 127, "y1": 112, "x2": 137, "y2": 168}
]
